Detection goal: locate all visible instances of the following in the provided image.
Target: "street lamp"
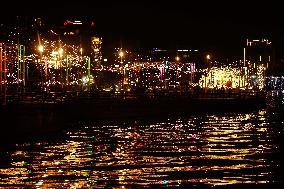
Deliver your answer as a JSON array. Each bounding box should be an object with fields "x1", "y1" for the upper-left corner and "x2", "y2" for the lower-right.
[
  {"x1": 79, "y1": 47, "x2": 83, "y2": 83},
  {"x1": 57, "y1": 47, "x2": 64, "y2": 88},
  {"x1": 206, "y1": 54, "x2": 211, "y2": 69},
  {"x1": 206, "y1": 54, "x2": 212, "y2": 89},
  {"x1": 38, "y1": 45, "x2": 44, "y2": 53},
  {"x1": 119, "y1": 50, "x2": 125, "y2": 90},
  {"x1": 175, "y1": 56, "x2": 180, "y2": 61},
  {"x1": 119, "y1": 50, "x2": 124, "y2": 63},
  {"x1": 59, "y1": 48, "x2": 63, "y2": 57},
  {"x1": 175, "y1": 56, "x2": 180, "y2": 89},
  {"x1": 38, "y1": 45, "x2": 44, "y2": 92},
  {"x1": 206, "y1": 54, "x2": 210, "y2": 61},
  {"x1": 204, "y1": 54, "x2": 211, "y2": 90}
]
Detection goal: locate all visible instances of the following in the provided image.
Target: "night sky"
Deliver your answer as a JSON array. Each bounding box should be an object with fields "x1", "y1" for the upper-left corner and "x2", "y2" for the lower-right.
[{"x1": 1, "y1": 1, "x2": 284, "y2": 54}]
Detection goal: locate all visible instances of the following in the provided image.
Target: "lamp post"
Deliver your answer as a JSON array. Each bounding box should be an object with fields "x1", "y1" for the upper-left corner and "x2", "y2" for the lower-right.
[
  {"x1": 206, "y1": 54, "x2": 210, "y2": 67},
  {"x1": 205, "y1": 54, "x2": 210, "y2": 90},
  {"x1": 38, "y1": 45, "x2": 44, "y2": 53},
  {"x1": 119, "y1": 50, "x2": 124, "y2": 64},
  {"x1": 79, "y1": 47, "x2": 83, "y2": 88},
  {"x1": 38, "y1": 45, "x2": 44, "y2": 92},
  {"x1": 175, "y1": 56, "x2": 180, "y2": 62},
  {"x1": 119, "y1": 50, "x2": 125, "y2": 90},
  {"x1": 0, "y1": 43, "x2": 2, "y2": 96},
  {"x1": 175, "y1": 56, "x2": 180, "y2": 89},
  {"x1": 58, "y1": 48, "x2": 64, "y2": 90}
]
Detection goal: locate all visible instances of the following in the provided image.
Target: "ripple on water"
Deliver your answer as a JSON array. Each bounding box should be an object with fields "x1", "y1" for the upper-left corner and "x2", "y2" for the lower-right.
[{"x1": 0, "y1": 108, "x2": 282, "y2": 188}]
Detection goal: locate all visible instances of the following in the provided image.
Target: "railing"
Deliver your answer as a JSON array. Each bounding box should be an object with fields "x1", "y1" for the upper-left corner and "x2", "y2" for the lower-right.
[{"x1": 1, "y1": 89, "x2": 265, "y2": 105}]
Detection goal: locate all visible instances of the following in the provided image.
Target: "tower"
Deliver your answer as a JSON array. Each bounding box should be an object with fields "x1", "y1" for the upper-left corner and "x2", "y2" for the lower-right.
[
  {"x1": 91, "y1": 36, "x2": 102, "y2": 66},
  {"x1": 245, "y1": 38, "x2": 273, "y2": 67},
  {"x1": 244, "y1": 38, "x2": 272, "y2": 90}
]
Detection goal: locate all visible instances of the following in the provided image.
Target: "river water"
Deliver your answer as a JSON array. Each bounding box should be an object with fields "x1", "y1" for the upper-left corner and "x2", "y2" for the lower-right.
[{"x1": 0, "y1": 91, "x2": 283, "y2": 188}]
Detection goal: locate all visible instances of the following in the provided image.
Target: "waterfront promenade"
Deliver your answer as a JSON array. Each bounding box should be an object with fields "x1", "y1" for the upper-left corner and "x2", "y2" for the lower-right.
[
  {"x1": 1, "y1": 88, "x2": 265, "y2": 105},
  {"x1": 0, "y1": 89, "x2": 266, "y2": 139}
]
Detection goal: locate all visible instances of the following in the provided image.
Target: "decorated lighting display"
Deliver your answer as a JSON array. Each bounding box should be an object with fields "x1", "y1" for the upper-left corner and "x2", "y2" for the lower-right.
[
  {"x1": 266, "y1": 76, "x2": 284, "y2": 90},
  {"x1": 0, "y1": 43, "x2": 26, "y2": 87},
  {"x1": 31, "y1": 38, "x2": 93, "y2": 87},
  {"x1": 0, "y1": 41, "x2": 268, "y2": 93},
  {"x1": 0, "y1": 24, "x2": 268, "y2": 94},
  {"x1": 256, "y1": 64, "x2": 266, "y2": 90},
  {"x1": 0, "y1": 22, "x2": 99, "y2": 93},
  {"x1": 198, "y1": 63, "x2": 266, "y2": 90},
  {"x1": 109, "y1": 59, "x2": 196, "y2": 91},
  {"x1": 199, "y1": 67, "x2": 241, "y2": 89},
  {"x1": 91, "y1": 37, "x2": 102, "y2": 65}
]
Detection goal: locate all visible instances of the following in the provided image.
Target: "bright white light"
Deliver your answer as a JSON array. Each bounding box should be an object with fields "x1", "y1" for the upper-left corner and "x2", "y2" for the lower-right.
[
  {"x1": 59, "y1": 48, "x2": 63, "y2": 55},
  {"x1": 38, "y1": 45, "x2": 44, "y2": 53}
]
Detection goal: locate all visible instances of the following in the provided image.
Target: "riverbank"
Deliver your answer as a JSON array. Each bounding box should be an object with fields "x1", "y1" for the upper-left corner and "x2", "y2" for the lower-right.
[{"x1": 0, "y1": 91, "x2": 266, "y2": 142}]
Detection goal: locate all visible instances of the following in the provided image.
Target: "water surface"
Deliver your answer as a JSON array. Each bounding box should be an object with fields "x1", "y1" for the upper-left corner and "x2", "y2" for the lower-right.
[{"x1": 0, "y1": 92, "x2": 283, "y2": 188}]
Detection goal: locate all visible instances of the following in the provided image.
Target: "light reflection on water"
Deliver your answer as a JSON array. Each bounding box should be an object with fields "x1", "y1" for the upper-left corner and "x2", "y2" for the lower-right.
[{"x1": 0, "y1": 107, "x2": 282, "y2": 188}]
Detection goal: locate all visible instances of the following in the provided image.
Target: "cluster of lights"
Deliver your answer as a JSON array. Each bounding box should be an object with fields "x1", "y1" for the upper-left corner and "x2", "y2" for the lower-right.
[
  {"x1": 266, "y1": 76, "x2": 284, "y2": 90},
  {"x1": 0, "y1": 26, "x2": 269, "y2": 94},
  {"x1": 31, "y1": 39, "x2": 93, "y2": 89},
  {"x1": 198, "y1": 63, "x2": 267, "y2": 90}
]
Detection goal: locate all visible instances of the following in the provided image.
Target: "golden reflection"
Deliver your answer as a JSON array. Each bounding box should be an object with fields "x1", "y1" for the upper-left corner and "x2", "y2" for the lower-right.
[{"x1": 0, "y1": 110, "x2": 279, "y2": 187}]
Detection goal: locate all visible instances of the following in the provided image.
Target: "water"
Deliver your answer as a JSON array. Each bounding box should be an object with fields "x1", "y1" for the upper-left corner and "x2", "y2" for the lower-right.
[{"x1": 0, "y1": 92, "x2": 283, "y2": 188}]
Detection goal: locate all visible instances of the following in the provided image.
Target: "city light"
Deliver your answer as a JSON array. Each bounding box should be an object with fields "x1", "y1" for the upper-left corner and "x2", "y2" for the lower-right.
[
  {"x1": 38, "y1": 45, "x2": 44, "y2": 53},
  {"x1": 0, "y1": 17, "x2": 270, "y2": 103},
  {"x1": 0, "y1": 16, "x2": 276, "y2": 188},
  {"x1": 58, "y1": 48, "x2": 63, "y2": 56}
]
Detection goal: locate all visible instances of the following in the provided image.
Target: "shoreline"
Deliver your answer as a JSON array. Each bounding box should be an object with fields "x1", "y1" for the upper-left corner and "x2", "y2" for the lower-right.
[{"x1": 1, "y1": 93, "x2": 266, "y2": 137}]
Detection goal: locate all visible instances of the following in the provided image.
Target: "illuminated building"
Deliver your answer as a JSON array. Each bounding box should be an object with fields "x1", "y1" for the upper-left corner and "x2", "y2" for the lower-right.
[
  {"x1": 91, "y1": 37, "x2": 102, "y2": 66},
  {"x1": 151, "y1": 48, "x2": 200, "y2": 62},
  {"x1": 245, "y1": 38, "x2": 273, "y2": 67},
  {"x1": 199, "y1": 66, "x2": 241, "y2": 89},
  {"x1": 62, "y1": 19, "x2": 103, "y2": 73},
  {"x1": 62, "y1": 19, "x2": 100, "y2": 54},
  {"x1": 63, "y1": 19, "x2": 84, "y2": 39},
  {"x1": 32, "y1": 18, "x2": 43, "y2": 28},
  {"x1": 242, "y1": 39, "x2": 272, "y2": 90}
]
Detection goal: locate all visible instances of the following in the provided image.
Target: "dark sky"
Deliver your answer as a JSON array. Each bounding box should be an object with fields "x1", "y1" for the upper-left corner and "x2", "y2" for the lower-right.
[{"x1": 2, "y1": 0, "x2": 284, "y2": 53}]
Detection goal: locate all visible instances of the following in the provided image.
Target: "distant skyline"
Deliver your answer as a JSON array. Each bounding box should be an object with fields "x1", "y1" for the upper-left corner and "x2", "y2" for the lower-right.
[{"x1": 1, "y1": 1, "x2": 284, "y2": 53}]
